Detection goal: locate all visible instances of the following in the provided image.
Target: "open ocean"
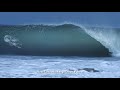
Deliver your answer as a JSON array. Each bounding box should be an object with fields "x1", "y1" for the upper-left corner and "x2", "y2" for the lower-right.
[{"x1": 0, "y1": 23, "x2": 120, "y2": 78}]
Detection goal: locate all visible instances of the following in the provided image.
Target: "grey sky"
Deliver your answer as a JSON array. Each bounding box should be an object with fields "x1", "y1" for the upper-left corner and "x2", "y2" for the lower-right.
[{"x1": 0, "y1": 12, "x2": 120, "y2": 27}]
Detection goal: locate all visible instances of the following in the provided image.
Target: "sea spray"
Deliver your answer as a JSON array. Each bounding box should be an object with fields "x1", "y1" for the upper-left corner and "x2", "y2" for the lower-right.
[{"x1": 82, "y1": 25, "x2": 120, "y2": 57}]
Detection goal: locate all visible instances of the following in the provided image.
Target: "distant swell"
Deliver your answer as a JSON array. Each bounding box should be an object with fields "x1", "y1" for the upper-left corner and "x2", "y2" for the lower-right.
[{"x1": 0, "y1": 23, "x2": 117, "y2": 57}]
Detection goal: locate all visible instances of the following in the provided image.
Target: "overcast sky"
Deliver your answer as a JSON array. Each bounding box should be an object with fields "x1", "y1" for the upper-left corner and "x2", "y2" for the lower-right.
[{"x1": 0, "y1": 12, "x2": 120, "y2": 27}]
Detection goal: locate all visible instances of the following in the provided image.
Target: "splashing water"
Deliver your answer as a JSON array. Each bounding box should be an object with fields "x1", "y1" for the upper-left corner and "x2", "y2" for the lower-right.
[
  {"x1": 4, "y1": 35, "x2": 22, "y2": 48},
  {"x1": 81, "y1": 25, "x2": 120, "y2": 57}
]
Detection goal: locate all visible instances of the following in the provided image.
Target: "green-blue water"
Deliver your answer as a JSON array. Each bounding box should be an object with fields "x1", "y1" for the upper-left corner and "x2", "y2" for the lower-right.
[{"x1": 0, "y1": 24, "x2": 115, "y2": 57}]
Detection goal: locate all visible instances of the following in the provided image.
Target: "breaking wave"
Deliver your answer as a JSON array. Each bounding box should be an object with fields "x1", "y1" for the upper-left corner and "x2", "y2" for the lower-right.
[{"x1": 0, "y1": 23, "x2": 119, "y2": 57}]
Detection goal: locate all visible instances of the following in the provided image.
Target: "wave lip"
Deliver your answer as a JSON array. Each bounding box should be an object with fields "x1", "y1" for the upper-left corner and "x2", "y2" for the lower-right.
[
  {"x1": 82, "y1": 25, "x2": 120, "y2": 57},
  {"x1": 0, "y1": 24, "x2": 112, "y2": 57}
]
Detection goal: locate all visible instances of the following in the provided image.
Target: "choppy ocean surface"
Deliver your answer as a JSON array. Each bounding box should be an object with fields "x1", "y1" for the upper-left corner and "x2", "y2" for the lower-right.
[
  {"x1": 0, "y1": 55, "x2": 120, "y2": 78},
  {"x1": 0, "y1": 23, "x2": 120, "y2": 78}
]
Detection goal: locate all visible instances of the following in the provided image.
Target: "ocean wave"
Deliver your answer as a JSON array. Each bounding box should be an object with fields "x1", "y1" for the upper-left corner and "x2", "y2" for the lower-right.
[{"x1": 0, "y1": 23, "x2": 117, "y2": 57}]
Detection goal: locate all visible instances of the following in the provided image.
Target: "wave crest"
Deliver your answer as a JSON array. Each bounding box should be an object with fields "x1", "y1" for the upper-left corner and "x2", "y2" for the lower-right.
[{"x1": 0, "y1": 23, "x2": 116, "y2": 57}]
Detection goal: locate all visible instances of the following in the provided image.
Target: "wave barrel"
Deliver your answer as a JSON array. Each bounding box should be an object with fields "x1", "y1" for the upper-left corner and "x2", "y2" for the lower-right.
[{"x1": 0, "y1": 24, "x2": 111, "y2": 57}]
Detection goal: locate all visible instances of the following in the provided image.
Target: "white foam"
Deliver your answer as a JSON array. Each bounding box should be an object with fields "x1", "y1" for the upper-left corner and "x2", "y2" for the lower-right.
[
  {"x1": 4, "y1": 35, "x2": 22, "y2": 48},
  {"x1": 0, "y1": 56, "x2": 120, "y2": 78}
]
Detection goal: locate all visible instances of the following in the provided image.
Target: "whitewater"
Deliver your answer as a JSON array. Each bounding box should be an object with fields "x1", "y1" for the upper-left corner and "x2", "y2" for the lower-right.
[
  {"x1": 0, "y1": 55, "x2": 120, "y2": 78},
  {"x1": 0, "y1": 23, "x2": 120, "y2": 78}
]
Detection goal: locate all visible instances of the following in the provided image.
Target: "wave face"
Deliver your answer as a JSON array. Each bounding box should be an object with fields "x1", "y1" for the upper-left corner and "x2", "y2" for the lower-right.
[{"x1": 0, "y1": 24, "x2": 113, "y2": 57}]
